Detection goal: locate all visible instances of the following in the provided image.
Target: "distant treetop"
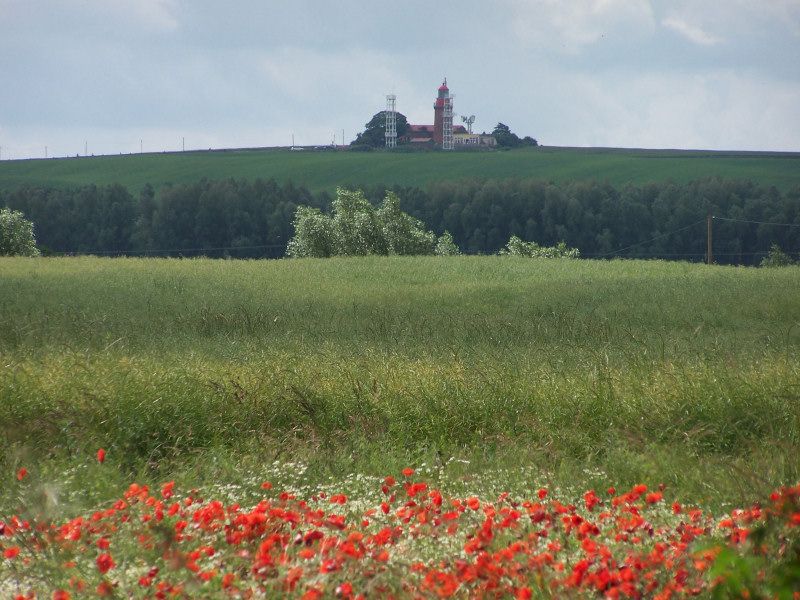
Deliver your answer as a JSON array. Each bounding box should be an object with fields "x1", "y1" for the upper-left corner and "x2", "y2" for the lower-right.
[{"x1": 492, "y1": 123, "x2": 538, "y2": 148}]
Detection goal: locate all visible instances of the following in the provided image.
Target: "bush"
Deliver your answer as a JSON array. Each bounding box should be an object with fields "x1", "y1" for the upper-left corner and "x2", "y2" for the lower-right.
[
  {"x1": 0, "y1": 207, "x2": 40, "y2": 256},
  {"x1": 499, "y1": 235, "x2": 579, "y2": 258},
  {"x1": 435, "y1": 231, "x2": 461, "y2": 256},
  {"x1": 287, "y1": 189, "x2": 452, "y2": 258},
  {"x1": 760, "y1": 244, "x2": 794, "y2": 267}
]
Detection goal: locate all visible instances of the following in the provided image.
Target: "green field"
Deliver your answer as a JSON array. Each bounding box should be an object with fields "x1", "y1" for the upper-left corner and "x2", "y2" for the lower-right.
[
  {"x1": 1, "y1": 146, "x2": 799, "y2": 194},
  {"x1": 1, "y1": 255, "x2": 799, "y2": 517}
]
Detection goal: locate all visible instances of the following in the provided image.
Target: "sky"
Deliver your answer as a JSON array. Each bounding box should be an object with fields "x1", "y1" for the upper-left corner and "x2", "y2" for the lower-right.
[{"x1": 1, "y1": 0, "x2": 799, "y2": 159}]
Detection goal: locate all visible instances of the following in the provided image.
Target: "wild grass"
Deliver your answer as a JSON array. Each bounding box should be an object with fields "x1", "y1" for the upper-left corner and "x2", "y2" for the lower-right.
[
  {"x1": 1, "y1": 256, "x2": 799, "y2": 516},
  {"x1": 1, "y1": 146, "x2": 799, "y2": 194}
]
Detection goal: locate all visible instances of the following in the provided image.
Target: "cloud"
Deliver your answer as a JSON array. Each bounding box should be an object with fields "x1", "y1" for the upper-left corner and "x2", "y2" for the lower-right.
[
  {"x1": 85, "y1": 0, "x2": 180, "y2": 32},
  {"x1": 529, "y1": 68, "x2": 800, "y2": 151},
  {"x1": 257, "y1": 47, "x2": 420, "y2": 114},
  {"x1": 662, "y1": 16, "x2": 722, "y2": 45},
  {"x1": 503, "y1": 0, "x2": 656, "y2": 52}
]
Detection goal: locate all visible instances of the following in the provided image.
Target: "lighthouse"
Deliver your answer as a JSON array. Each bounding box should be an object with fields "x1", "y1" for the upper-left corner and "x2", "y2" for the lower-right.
[{"x1": 433, "y1": 78, "x2": 454, "y2": 149}]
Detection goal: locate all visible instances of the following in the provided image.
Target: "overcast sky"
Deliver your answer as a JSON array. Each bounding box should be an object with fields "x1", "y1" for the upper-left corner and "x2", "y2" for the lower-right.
[{"x1": 1, "y1": 0, "x2": 799, "y2": 159}]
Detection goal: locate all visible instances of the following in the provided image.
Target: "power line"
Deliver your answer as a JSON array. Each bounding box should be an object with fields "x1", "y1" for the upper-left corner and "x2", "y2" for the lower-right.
[
  {"x1": 598, "y1": 219, "x2": 706, "y2": 258},
  {"x1": 51, "y1": 243, "x2": 287, "y2": 256},
  {"x1": 584, "y1": 251, "x2": 772, "y2": 258},
  {"x1": 712, "y1": 216, "x2": 800, "y2": 228}
]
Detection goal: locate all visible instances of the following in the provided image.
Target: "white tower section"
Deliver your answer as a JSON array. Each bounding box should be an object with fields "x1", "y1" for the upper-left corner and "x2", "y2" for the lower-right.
[
  {"x1": 385, "y1": 94, "x2": 397, "y2": 149},
  {"x1": 442, "y1": 94, "x2": 454, "y2": 150}
]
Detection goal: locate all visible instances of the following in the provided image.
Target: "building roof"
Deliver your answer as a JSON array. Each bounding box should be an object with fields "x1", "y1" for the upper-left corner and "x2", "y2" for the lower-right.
[{"x1": 407, "y1": 124, "x2": 468, "y2": 134}]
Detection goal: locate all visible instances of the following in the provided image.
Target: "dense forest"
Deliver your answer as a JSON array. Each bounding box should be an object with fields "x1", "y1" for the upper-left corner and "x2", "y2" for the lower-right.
[{"x1": 2, "y1": 178, "x2": 798, "y2": 263}]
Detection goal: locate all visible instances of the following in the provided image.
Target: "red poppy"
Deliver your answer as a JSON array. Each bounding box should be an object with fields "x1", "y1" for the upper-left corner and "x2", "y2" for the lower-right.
[
  {"x1": 96, "y1": 553, "x2": 115, "y2": 574},
  {"x1": 96, "y1": 449, "x2": 106, "y2": 463},
  {"x1": 16, "y1": 468, "x2": 27, "y2": 481}
]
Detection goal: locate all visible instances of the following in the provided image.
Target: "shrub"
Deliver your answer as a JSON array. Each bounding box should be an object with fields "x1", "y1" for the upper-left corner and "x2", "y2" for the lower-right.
[
  {"x1": 0, "y1": 207, "x2": 40, "y2": 256},
  {"x1": 435, "y1": 231, "x2": 461, "y2": 256},
  {"x1": 760, "y1": 244, "x2": 794, "y2": 267},
  {"x1": 287, "y1": 189, "x2": 449, "y2": 258},
  {"x1": 499, "y1": 235, "x2": 579, "y2": 258}
]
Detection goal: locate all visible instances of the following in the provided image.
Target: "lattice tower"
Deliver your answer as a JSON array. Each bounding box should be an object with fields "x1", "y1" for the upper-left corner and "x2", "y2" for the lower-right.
[
  {"x1": 385, "y1": 95, "x2": 397, "y2": 149},
  {"x1": 442, "y1": 94, "x2": 454, "y2": 150}
]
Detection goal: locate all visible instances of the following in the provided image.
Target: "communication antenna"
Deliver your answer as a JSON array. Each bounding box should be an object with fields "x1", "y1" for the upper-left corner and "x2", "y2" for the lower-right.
[
  {"x1": 461, "y1": 115, "x2": 476, "y2": 134},
  {"x1": 385, "y1": 94, "x2": 397, "y2": 149}
]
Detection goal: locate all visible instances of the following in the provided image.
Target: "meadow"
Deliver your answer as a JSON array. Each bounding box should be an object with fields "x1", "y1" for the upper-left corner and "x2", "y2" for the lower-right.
[
  {"x1": 1, "y1": 145, "x2": 799, "y2": 194},
  {"x1": 1, "y1": 255, "x2": 799, "y2": 596}
]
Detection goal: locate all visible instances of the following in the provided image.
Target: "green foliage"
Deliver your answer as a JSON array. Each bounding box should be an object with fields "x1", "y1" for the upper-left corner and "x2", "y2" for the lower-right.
[
  {"x1": 708, "y1": 502, "x2": 800, "y2": 599},
  {"x1": 352, "y1": 111, "x2": 410, "y2": 148},
  {"x1": 287, "y1": 189, "x2": 441, "y2": 257},
  {"x1": 435, "y1": 231, "x2": 460, "y2": 256},
  {"x1": 0, "y1": 207, "x2": 39, "y2": 256},
  {"x1": 286, "y1": 206, "x2": 337, "y2": 258},
  {"x1": 760, "y1": 243, "x2": 795, "y2": 267},
  {"x1": 2, "y1": 178, "x2": 800, "y2": 263},
  {"x1": 499, "y1": 235, "x2": 580, "y2": 258},
  {"x1": 492, "y1": 123, "x2": 538, "y2": 148}
]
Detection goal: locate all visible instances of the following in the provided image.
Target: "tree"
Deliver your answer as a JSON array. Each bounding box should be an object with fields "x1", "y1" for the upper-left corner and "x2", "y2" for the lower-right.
[
  {"x1": 378, "y1": 192, "x2": 435, "y2": 255},
  {"x1": 352, "y1": 111, "x2": 410, "y2": 148},
  {"x1": 0, "y1": 207, "x2": 40, "y2": 256},
  {"x1": 287, "y1": 188, "x2": 438, "y2": 257},
  {"x1": 492, "y1": 123, "x2": 538, "y2": 148},
  {"x1": 760, "y1": 244, "x2": 794, "y2": 267},
  {"x1": 435, "y1": 231, "x2": 461, "y2": 256},
  {"x1": 286, "y1": 206, "x2": 337, "y2": 258}
]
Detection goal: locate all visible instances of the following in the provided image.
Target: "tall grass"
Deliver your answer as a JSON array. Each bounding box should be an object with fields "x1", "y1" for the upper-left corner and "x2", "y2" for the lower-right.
[{"x1": 1, "y1": 256, "x2": 799, "y2": 512}]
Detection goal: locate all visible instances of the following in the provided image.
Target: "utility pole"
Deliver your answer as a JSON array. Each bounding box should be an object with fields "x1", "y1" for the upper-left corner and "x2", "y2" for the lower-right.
[
  {"x1": 84, "y1": 141, "x2": 88, "y2": 156},
  {"x1": 182, "y1": 137, "x2": 185, "y2": 152},
  {"x1": 706, "y1": 213, "x2": 713, "y2": 265},
  {"x1": 140, "y1": 139, "x2": 143, "y2": 153},
  {"x1": 342, "y1": 129, "x2": 345, "y2": 147}
]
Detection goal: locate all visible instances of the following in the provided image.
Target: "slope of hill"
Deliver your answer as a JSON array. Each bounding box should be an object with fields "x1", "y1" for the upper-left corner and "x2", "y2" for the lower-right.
[{"x1": 1, "y1": 146, "x2": 798, "y2": 193}]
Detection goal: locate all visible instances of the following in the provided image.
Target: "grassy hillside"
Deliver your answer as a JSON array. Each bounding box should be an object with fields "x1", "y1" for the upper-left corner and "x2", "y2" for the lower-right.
[
  {"x1": 1, "y1": 255, "x2": 798, "y2": 517},
  {"x1": 1, "y1": 145, "x2": 799, "y2": 193}
]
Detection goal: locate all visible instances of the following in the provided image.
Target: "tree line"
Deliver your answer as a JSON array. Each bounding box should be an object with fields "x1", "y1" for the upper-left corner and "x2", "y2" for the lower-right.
[{"x1": 1, "y1": 178, "x2": 798, "y2": 263}]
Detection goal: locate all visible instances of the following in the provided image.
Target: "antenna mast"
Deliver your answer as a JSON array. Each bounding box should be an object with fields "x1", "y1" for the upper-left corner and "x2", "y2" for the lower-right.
[{"x1": 385, "y1": 94, "x2": 397, "y2": 149}]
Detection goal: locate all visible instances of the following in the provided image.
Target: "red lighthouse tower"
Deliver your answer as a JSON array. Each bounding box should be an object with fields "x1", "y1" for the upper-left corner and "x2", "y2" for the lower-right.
[{"x1": 433, "y1": 78, "x2": 449, "y2": 146}]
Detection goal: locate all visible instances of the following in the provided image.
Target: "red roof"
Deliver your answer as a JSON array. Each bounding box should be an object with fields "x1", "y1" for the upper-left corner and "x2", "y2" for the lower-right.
[{"x1": 406, "y1": 124, "x2": 467, "y2": 134}]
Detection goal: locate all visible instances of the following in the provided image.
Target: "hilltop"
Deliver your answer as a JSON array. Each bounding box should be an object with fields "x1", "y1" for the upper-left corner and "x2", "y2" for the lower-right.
[{"x1": 1, "y1": 145, "x2": 799, "y2": 193}]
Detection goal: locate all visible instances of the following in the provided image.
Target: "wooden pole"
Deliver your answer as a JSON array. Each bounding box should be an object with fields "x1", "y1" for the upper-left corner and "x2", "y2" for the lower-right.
[{"x1": 707, "y1": 213, "x2": 713, "y2": 265}]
